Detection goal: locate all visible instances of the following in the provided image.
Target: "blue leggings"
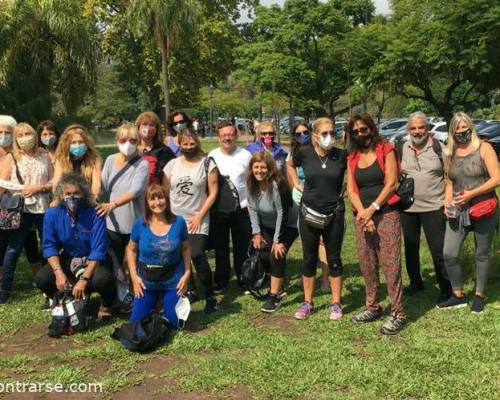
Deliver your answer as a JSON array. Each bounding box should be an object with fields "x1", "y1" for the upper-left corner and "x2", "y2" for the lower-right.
[{"x1": 130, "y1": 287, "x2": 180, "y2": 328}]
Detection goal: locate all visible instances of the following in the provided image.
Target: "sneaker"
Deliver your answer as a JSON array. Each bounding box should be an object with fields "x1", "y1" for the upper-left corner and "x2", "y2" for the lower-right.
[
  {"x1": 213, "y1": 283, "x2": 227, "y2": 295},
  {"x1": 436, "y1": 294, "x2": 467, "y2": 309},
  {"x1": 204, "y1": 297, "x2": 218, "y2": 313},
  {"x1": 41, "y1": 296, "x2": 53, "y2": 311},
  {"x1": 277, "y1": 289, "x2": 287, "y2": 299},
  {"x1": 403, "y1": 284, "x2": 424, "y2": 296},
  {"x1": 186, "y1": 290, "x2": 200, "y2": 303},
  {"x1": 351, "y1": 308, "x2": 383, "y2": 323},
  {"x1": 438, "y1": 290, "x2": 453, "y2": 303},
  {"x1": 380, "y1": 315, "x2": 406, "y2": 335},
  {"x1": 294, "y1": 302, "x2": 314, "y2": 320},
  {"x1": 97, "y1": 305, "x2": 113, "y2": 321},
  {"x1": 261, "y1": 294, "x2": 282, "y2": 313},
  {"x1": 244, "y1": 289, "x2": 251, "y2": 295},
  {"x1": 471, "y1": 295, "x2": 486, "y2": 314},
  {"x1": 0, "y1": 290, "x2": 10, "y2": 304},
  {"x1": 329, "y1": 303, "x2": 343, "y2": 320}
]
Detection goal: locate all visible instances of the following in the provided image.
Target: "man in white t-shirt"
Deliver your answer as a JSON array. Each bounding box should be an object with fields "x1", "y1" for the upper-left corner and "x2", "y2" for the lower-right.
[{"x1": 208, "y1": 123, "x2": 252, "y2": 292}]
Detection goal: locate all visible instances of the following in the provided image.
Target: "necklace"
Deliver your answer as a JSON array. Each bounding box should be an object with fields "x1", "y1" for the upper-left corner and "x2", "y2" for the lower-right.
[{"x1": 317, "y1": 152, "x2": 328, "y2": 169}]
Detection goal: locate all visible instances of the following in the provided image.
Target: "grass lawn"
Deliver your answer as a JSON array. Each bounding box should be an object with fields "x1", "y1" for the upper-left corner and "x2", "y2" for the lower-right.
[{"x1": 0, "y1": 143, "x2": 498, "y2": 399}]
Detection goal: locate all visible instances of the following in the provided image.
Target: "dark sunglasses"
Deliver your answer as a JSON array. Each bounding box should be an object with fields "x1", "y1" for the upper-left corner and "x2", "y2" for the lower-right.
[
  {"x1": 351, "y1": 126, "x2": 370, "y2": 135},
  {"x1": 261, "y1": 131, "x2": 275, "y2": 137},
  {"x1": 295, "y1": 130, "x2": 309, "y2": 136},
  {"x1": 320, "y1": 130, "x2": 335, "y2": 137},
  {"x1": 118, "y1": 138, "x2": 138, "y2": 145},
  {"x1": 174, "y1": 119, "x2": 186, "y2": 125}
]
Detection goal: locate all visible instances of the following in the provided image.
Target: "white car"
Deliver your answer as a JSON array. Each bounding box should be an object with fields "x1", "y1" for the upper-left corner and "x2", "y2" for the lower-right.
[{"x1": 429, "y1": 122, "x2": 448, "y2": 143}]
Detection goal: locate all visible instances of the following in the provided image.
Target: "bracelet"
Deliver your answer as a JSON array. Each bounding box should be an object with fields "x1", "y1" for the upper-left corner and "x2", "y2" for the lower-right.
[{"x1": 370, "y1": 202, "x2": 381, "y2": 211}]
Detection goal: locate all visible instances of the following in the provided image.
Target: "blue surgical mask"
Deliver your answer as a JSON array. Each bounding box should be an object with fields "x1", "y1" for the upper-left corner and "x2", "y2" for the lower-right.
[
  {"x1": 296, "y1": 133, "x2": 310, "y2": 145},
  {"x1": 173, "y1": 123, "x2": 187, "y2": 133},
  {"x1": 0, "y1": 134, "x2": 13, "y2": 147},
  {"x1": 41, "y1": 135, "x2": 57, "y2": 147},
  {"x1": 69, "y1": 144, "x2": 87, "y2": 158},
  {"x1": 62, "y1": 196, "x2": 82, "y2": 214}
]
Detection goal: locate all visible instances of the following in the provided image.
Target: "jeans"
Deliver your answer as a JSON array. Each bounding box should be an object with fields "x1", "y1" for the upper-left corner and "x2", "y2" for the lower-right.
[
  {"x1": 211, "y1": 208, "x2": 251, "y2": 287},
  {"x1": 129, "y1": 286, "x2": 180, "y2": 328},
  {"x1": 400, "y1": 208, "x2": 452, "y2": 293},
  {"x1": 1, "y1": 213, "x2": 44, "y2": 292}
]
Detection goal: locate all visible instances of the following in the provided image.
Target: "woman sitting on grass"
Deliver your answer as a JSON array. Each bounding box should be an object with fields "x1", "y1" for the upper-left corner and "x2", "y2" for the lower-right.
[{"x1": 126, "y1": 184, "x2": 191, "y2": 328}]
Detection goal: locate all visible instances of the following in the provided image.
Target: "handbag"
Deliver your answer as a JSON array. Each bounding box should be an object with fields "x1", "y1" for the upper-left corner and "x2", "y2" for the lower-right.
[
  {"x1": 0, "y1": 155, "x2": 24, "y2": 230},
  {"x1": 469, "y1": 194, "x2": 498, "y2": 220},
  {"x1": 388, "y1": 172, "x2": 415, "y2": 211},
  {"x1": 300, "y1": 203, "x2": 335, "y2": 230},
  {"x1": 48, "y1": 290, "x2": 88, "y2": 337},
  {"x1": 241, "y1": 246, "x2": 268, "y2": 299}
]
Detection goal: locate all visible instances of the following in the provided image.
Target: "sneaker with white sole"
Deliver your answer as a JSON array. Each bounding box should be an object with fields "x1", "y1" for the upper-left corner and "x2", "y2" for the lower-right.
[
  {"x1": 436, "y1": 294, "x2": 467, "y2": 309},
  {"x1": 261, "y1": 294, "x2": 282, "y2": 313},
  {"x1": 380, "y1": 315, "x2": 406, "y2": 335},
  {"x1": 329, "y1": 303, "x2": 343, "y2": 320},
  {"x1": 294, "y1": 302, "x2": 314, "y2": 320},
  {"x1": 351, "y1": 308, "x2": 383, "y2": 323},
  {"x1": 471, "y1": 295, "x2": 486, "y2": 314}
]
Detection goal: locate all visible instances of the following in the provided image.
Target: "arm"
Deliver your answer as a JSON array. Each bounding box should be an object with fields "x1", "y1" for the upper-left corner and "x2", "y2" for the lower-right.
[
  {"x1": 90, "y1": 158, "x2": 103, "y2": 201},
  {"x1": 455, "y1": 143, "x2": 500, "y2": 206},
  {"x1": 42, "y1": 210, "x2": 70, "y2": 291},
  {"x1": 188, "y1": 167, "x2": 219, "y2": 234},
  {"x1": 248, "y1": 196, "x2": 266, "y2": 249},
  {"x1": 23, "y1": 152, "x2": 54, "y2": 196},
  {"x1": 271, "y1": 185, "x2": 288, "y2": 259},
  {"x1": 286, "y1": 157, "x2": 303, "y2": 191},
  {"x1": 88, "y1": 212, "x2": 109, "y2": 262},
  {"x1": 127, "y1": 239, "x2": 146, "y2": 298},
  {"x1": 176, "y1": 240, "x2": 192, "y2": 296}
]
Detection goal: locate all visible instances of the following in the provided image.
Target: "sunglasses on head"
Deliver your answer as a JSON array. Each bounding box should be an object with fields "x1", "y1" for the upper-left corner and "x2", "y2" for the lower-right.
[
  {"x1": 260, "y1": 131, "x2": 274, "y2": 137},
  {"x1": 351, "y1": 126, "x2": 369, "y2": 135},
  {"x1": 118, "y1": 138, "x2": 138, "y2": 145},
  {"x1": 320, "y1": 130, "x2": 335, "y2": 137}
]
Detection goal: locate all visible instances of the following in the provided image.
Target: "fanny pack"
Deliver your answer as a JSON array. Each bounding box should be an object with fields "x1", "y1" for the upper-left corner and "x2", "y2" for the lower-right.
[
  {"x1": 469, "y1": 193, "x2": 498, "y2": 221},
  {"x1": 138, "y1": 261, "x2": 179, "y2": 282},
  {"x1": 301, "y1": 203, "x2": 335, "y2": 230}
]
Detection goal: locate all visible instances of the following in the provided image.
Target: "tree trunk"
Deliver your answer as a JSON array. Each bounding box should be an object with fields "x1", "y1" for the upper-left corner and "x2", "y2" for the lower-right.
[
  {"x1": 288, "y1": 97, "x2": 294, "y2": 136},
  {"x1": 159, "y1": 35, "x2": 171, "y2": 125}
]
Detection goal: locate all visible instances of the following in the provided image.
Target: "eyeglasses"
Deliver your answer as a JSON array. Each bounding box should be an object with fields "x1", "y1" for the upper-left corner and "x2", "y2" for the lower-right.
[
  {"x1": 351, "y1": 126, "x2": 369, "y2": 135},
  {"x1": 260, "y1": 131, "x2": 274, "y2": 137},
  {"x1": 118, "y1": 138, "x2": 138, "y2": 145},
  {"x1": 320, "y1": 130, "x2": 335, "y2": 137},
  {"x1": 295, "y1": 130, "x2": 309, "y2": 136}
]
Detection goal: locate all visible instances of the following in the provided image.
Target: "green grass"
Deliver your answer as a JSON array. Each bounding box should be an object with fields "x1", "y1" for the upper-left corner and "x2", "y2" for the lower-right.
[{"x1": 0, "y1": 144, "x2": 499, "y2": 399}]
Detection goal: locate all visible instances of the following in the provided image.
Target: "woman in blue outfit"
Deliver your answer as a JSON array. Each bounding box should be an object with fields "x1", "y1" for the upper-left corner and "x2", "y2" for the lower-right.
[{"x1": 127, "y1": 184, "x2": 191, "y2": 328}]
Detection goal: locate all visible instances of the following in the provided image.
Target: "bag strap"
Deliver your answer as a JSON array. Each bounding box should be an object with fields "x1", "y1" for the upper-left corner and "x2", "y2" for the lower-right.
[
  {"x1": 431, "y1": 138, "x2": 444, "y2": 169},
  {"x1": 9, "y1": 153, "x2": 24, "y2": 185},
  {"x1": 108, "y1": 155, "x2": 141, "y2": 194}
]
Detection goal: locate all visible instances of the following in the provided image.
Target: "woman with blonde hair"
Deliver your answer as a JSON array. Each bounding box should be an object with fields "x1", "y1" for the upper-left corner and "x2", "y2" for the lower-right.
[
  {"x1": 53, "y1": 124, "x2": 102, "y2": 200},
  {"x1": 0, "y1": 123, "x2": 53, "y2": 303},
  {"x1": 437, "y1": 112, "x2": 499, "y2": 313},
  {"x1": 247, "y1": 121, "x2": 288, "y2": 173}
]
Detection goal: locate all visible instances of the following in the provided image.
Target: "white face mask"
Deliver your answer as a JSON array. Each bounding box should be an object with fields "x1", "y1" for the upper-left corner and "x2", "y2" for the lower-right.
[
  {"x1": 175, "y1": 296, "x2": 191, "y2": 329},
  {"x1": 118, "y1": 141, "x2": 137, "y2": 157},
  {"x1": 319, "y1": 134, "x2": 335, "y2": 150}
]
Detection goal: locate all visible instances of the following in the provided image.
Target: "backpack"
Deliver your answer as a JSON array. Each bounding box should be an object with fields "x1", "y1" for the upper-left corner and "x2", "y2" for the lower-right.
[
  {"x1": 111, "y1": 314, "x2": 170, "y2": 352},
  {"x1": 205, "y1": 156, "x2": 240, "y2": 215},
  {"x1": 48, "y1": 290, "x2": 88, "y2": 338},
  {"x1": 241, "y1": 246, "x2": 269, "y2": 299}
]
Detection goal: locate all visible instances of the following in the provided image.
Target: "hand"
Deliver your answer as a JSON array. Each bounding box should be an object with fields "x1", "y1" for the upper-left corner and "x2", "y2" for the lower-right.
[
  {"x1": 54, "y1": 270, "x2": 70, "y2": 291},
  {"x1": 131, "y1": 275, "x2": 146, "y2": 298},
  {"x1": 95, "y1": 202, "x2": 114, "y2": 217},
  {"x1": 356, "y1": 207, "x2": 375, "y2": 226},
  {"x1": 49, "y1": 199, "x2": 58, "y2": 207},
  {"x1": 176, "y1": 272, "x2": 191, "y2": 296},
  {"x1": 271, "y1": 243, "x2": 287, "y2": 259},
  {"x1": 444, "y1": 201, "x2": 452, "y2": 218},
  {"x1": 252, "y1": 234, "x2": 267, "y2": 249},
  {"x1": 453, "y1": 190, "x2": 474, "y2": 207},
  {"x1": 187, "y1": 214, "x2": 203, "y2": 234},
  {"x1": 363, "y1": 219, "x2": 376, "y2": 233},
  {"x1": 294, "y1": 183, "x2": 304, "y2": 193},
  {"x1": 72, "y1": 279, "x2": 87, "y2": 299},
  {"x1": 22, "y1": 184, "x2": 40, "y2": 197}
]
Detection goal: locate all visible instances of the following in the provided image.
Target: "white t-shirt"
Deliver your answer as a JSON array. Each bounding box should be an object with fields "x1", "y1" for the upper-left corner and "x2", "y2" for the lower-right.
[
  {"x1": 208, "y1": 147, "x2": 252, "y2": 208},
  {"x1": 163, "y1": 157, "x2": 215, "y2": 236}
]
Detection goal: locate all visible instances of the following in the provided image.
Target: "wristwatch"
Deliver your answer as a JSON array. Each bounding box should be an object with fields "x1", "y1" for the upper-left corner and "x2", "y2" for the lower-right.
[
  {"x1": 370, "y1": 202, "x2": 381, "y2": 211},
  {"x1": 79, "y1": 275, "x2": 90, "y2": 282}
]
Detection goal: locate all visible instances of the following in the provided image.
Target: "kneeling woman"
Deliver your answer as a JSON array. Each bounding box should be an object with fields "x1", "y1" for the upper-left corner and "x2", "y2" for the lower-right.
[
  {"x1": 126, "y1": 184, "x2": 191, "y2": 328},
  {"x1": 36, "y1": 173, "x2": 116, "y2": 319},
  {"x1": 247, "y1": 152, "x2": 298, "y2": 312}
]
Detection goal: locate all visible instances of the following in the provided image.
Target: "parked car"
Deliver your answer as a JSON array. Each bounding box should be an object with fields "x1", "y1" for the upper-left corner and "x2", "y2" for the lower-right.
[
  {"x1": 429, "y1": 122, "x2": 448, "y2": 143},
  {"x1": 477, "y1": 122, "x2": 500, "y2": 140},
  {"x1": 279, "y1": 116, "x2": 305, "y2": 134},
  {"x1": 379, "y1": 118, "x2": 408, "y2": 138}
]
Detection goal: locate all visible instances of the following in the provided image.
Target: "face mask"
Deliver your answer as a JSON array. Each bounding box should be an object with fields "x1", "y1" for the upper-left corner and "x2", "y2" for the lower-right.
[
  {"x1": 181, "y1": 147, "x2": 198, "y2": 159},
  {"x1": 454, "y1": 128, "x2": 472, "y2": 145},
  {"x1": 140, "y1": 126, "x2": 156, "y2": 140},
  {"x1": 62, "y1": 196, "x2": 82, "y2": 214},
  {"x1": 352, "y1": 134, "x2": 373, "y2": 149},
  {"x1": 410, "y1": 134, "x2": 428, "y2": 147},
  {"x1": 0, "y1": 134, "x2": 13, "y2": 147},
  {"x1": 69, "y1": 144, "x2": 87, "y2": 158},
  {"x1": 262, "y1": 136, "x2": 273, "y2": 146},
  {"x1": 16, "y1": 135, "x2": 36, "y2": 151},
  {"x1": 173, "y1": 123, "x2": 187, "y2": 134},
  {"x1": 319, "y1": 134, "x2": 335, "y2": 150},
  {"x1": 41, "y1": 135, "x2": 57, "y2": 147},
  {"x1": 175, "y1": 295, "x2": 191, "y2": 329},
  {"x1": 296, "y1": 133, "x2": 310, "y2": 145},
  {"x1": 118, "y1": 141, "x2": 137, "y2": 157}
]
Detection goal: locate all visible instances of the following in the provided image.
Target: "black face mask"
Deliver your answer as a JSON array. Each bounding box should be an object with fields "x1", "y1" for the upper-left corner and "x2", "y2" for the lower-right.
[
  {"x1": 454, "y1": 128, "x2": 472, "y2": 145},
  {"x1": 181, "y1": 147, "x2": 198, "y2": 159},
  {"x1": 351, "y1": 133, "x2": 373, "y2": 149}
]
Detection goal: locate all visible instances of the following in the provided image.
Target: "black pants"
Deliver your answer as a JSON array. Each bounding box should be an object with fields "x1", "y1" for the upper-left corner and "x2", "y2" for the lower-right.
[
  {"x1": 400, "y1": 208, "x2": 452, "y2": 293},
  {"x1": 107, "y1": 230, "x2": 130, "y2": 267},
  {"x1": 34, "y1": 258, "x2": 116, "y2": 307},
  {"x1": 259, "y1": 226, "x2": 298, "y2": 278},
  {"x1": 298, "y1": 210, "x2": 345, "y2": 277},
  {"x1": 211, "y1": 208, "x2": 251, "y2": 287},
  {"x1": 189, "y1": 234, "x2": 213, "y2": 299}
]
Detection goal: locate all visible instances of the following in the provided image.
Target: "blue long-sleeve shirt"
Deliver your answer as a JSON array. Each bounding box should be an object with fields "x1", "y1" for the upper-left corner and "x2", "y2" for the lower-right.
[{"x1": 43, "y1": 204, "x2": 109, "y2": 262}]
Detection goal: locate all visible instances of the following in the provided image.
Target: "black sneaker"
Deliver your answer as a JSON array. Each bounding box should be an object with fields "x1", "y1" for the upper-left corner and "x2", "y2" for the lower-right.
[
  {"x1": 438, "y1": 289, "x2": 453, "y2": 303},
  {"x1": 351, "y1": 308, "x2": 383, "y2": 323},
  {"x1": 0, "y1": 290, "x2": 10, "y2": 304},
  {"x1": 204, "y1": 297, "x2": 218, "y2": 313},
  {"x1": 471, "y1": 295, "x2": 486, "y2": 314},
  {"x1": 403, "y1": 284, "x2": 424, "y2": 296},
  {"x1": 41, "y1": 296, "x2": 53, "y2": 311},
  {"x1": 261, "y1": 294, "x2": 282, "y2": 313},
  {"x1": 186, "y1": 290, "x2": 200, "y2": 303},
  {"x1": 436, "y1": 294, "x2": 467, "y2": 309},
  {"x1": 380, "y1": 315, "x2": 407, "y2": 335}
]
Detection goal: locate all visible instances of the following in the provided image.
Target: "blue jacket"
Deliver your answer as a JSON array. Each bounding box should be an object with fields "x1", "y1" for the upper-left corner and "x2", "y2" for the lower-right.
[
  {"x1": 43, "y1": 204, "x2": 109, "y2": 262},
  {"x1": 247, "y1": 140, "x2": 288, "y2": 160}
]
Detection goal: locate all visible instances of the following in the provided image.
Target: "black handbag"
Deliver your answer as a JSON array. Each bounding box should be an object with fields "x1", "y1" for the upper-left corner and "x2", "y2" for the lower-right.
[
  {"x1": 241, "y1": 246, "x2": 269, "y2": 299},
  {"x1": 0, "y1": 155, "x2": 24, "y2": 230},
  {"x1": 394, "y1": 172, "x2": 415, "y2": 211}
]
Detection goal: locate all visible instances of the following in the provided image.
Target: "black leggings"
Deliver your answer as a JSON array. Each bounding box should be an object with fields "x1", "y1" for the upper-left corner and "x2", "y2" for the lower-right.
[
  {"x1": 189, "y1": 234, "x2": 213, "y2": 299},
  {"x1": 298, "y1": 211, "x2": 345, "y2": 278},
  {"x1": 107, "y1": 230, "x2": 130, "y2": 267},
  {"x1": 259, "y1": 226, "x2": 298, "y2": 278}
]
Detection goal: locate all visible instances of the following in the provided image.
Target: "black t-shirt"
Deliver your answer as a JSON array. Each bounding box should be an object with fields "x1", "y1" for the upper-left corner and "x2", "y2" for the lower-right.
[
  {"x1": 354, "y1": 160, "x2": 391, "y2": 214},
  {"x1": 293, "y1": 146, "x2": 347, "y2": 213}
]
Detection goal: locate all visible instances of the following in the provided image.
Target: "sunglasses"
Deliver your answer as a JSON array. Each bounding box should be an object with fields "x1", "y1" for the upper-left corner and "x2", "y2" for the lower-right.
[
  {"x1": 260, "y1": 131, "x2": 275, "y2": 137},
  {"x1": 174, "y1": 119, "x2": 186, "y2": 125},
  {"x1": 118, "y1": 138, "x2": 138, "y2": 145},
  {"x1": 320, "y1": 130, "x2": 335, "y2": 137},
  {"x1": 295, "y1": 130, "x2": 309, "y2": 136},
  {"x1": 351, "y1": 126, "x2": 369, "y2": 135}
]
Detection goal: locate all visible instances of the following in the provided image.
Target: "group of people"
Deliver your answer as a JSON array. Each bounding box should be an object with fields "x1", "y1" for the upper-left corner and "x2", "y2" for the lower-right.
[{"x1": 0, "y1": 108, "x2": 497, "y2": 336}]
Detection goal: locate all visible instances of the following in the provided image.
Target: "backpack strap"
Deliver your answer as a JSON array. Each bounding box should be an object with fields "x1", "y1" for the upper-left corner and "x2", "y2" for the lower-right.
[
  {"x1": 9, "y1": 153, "x2": 24, "y2": 185},
  {"x1": 431, "y1": 138, "x2": 444, "y2": 169}
]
